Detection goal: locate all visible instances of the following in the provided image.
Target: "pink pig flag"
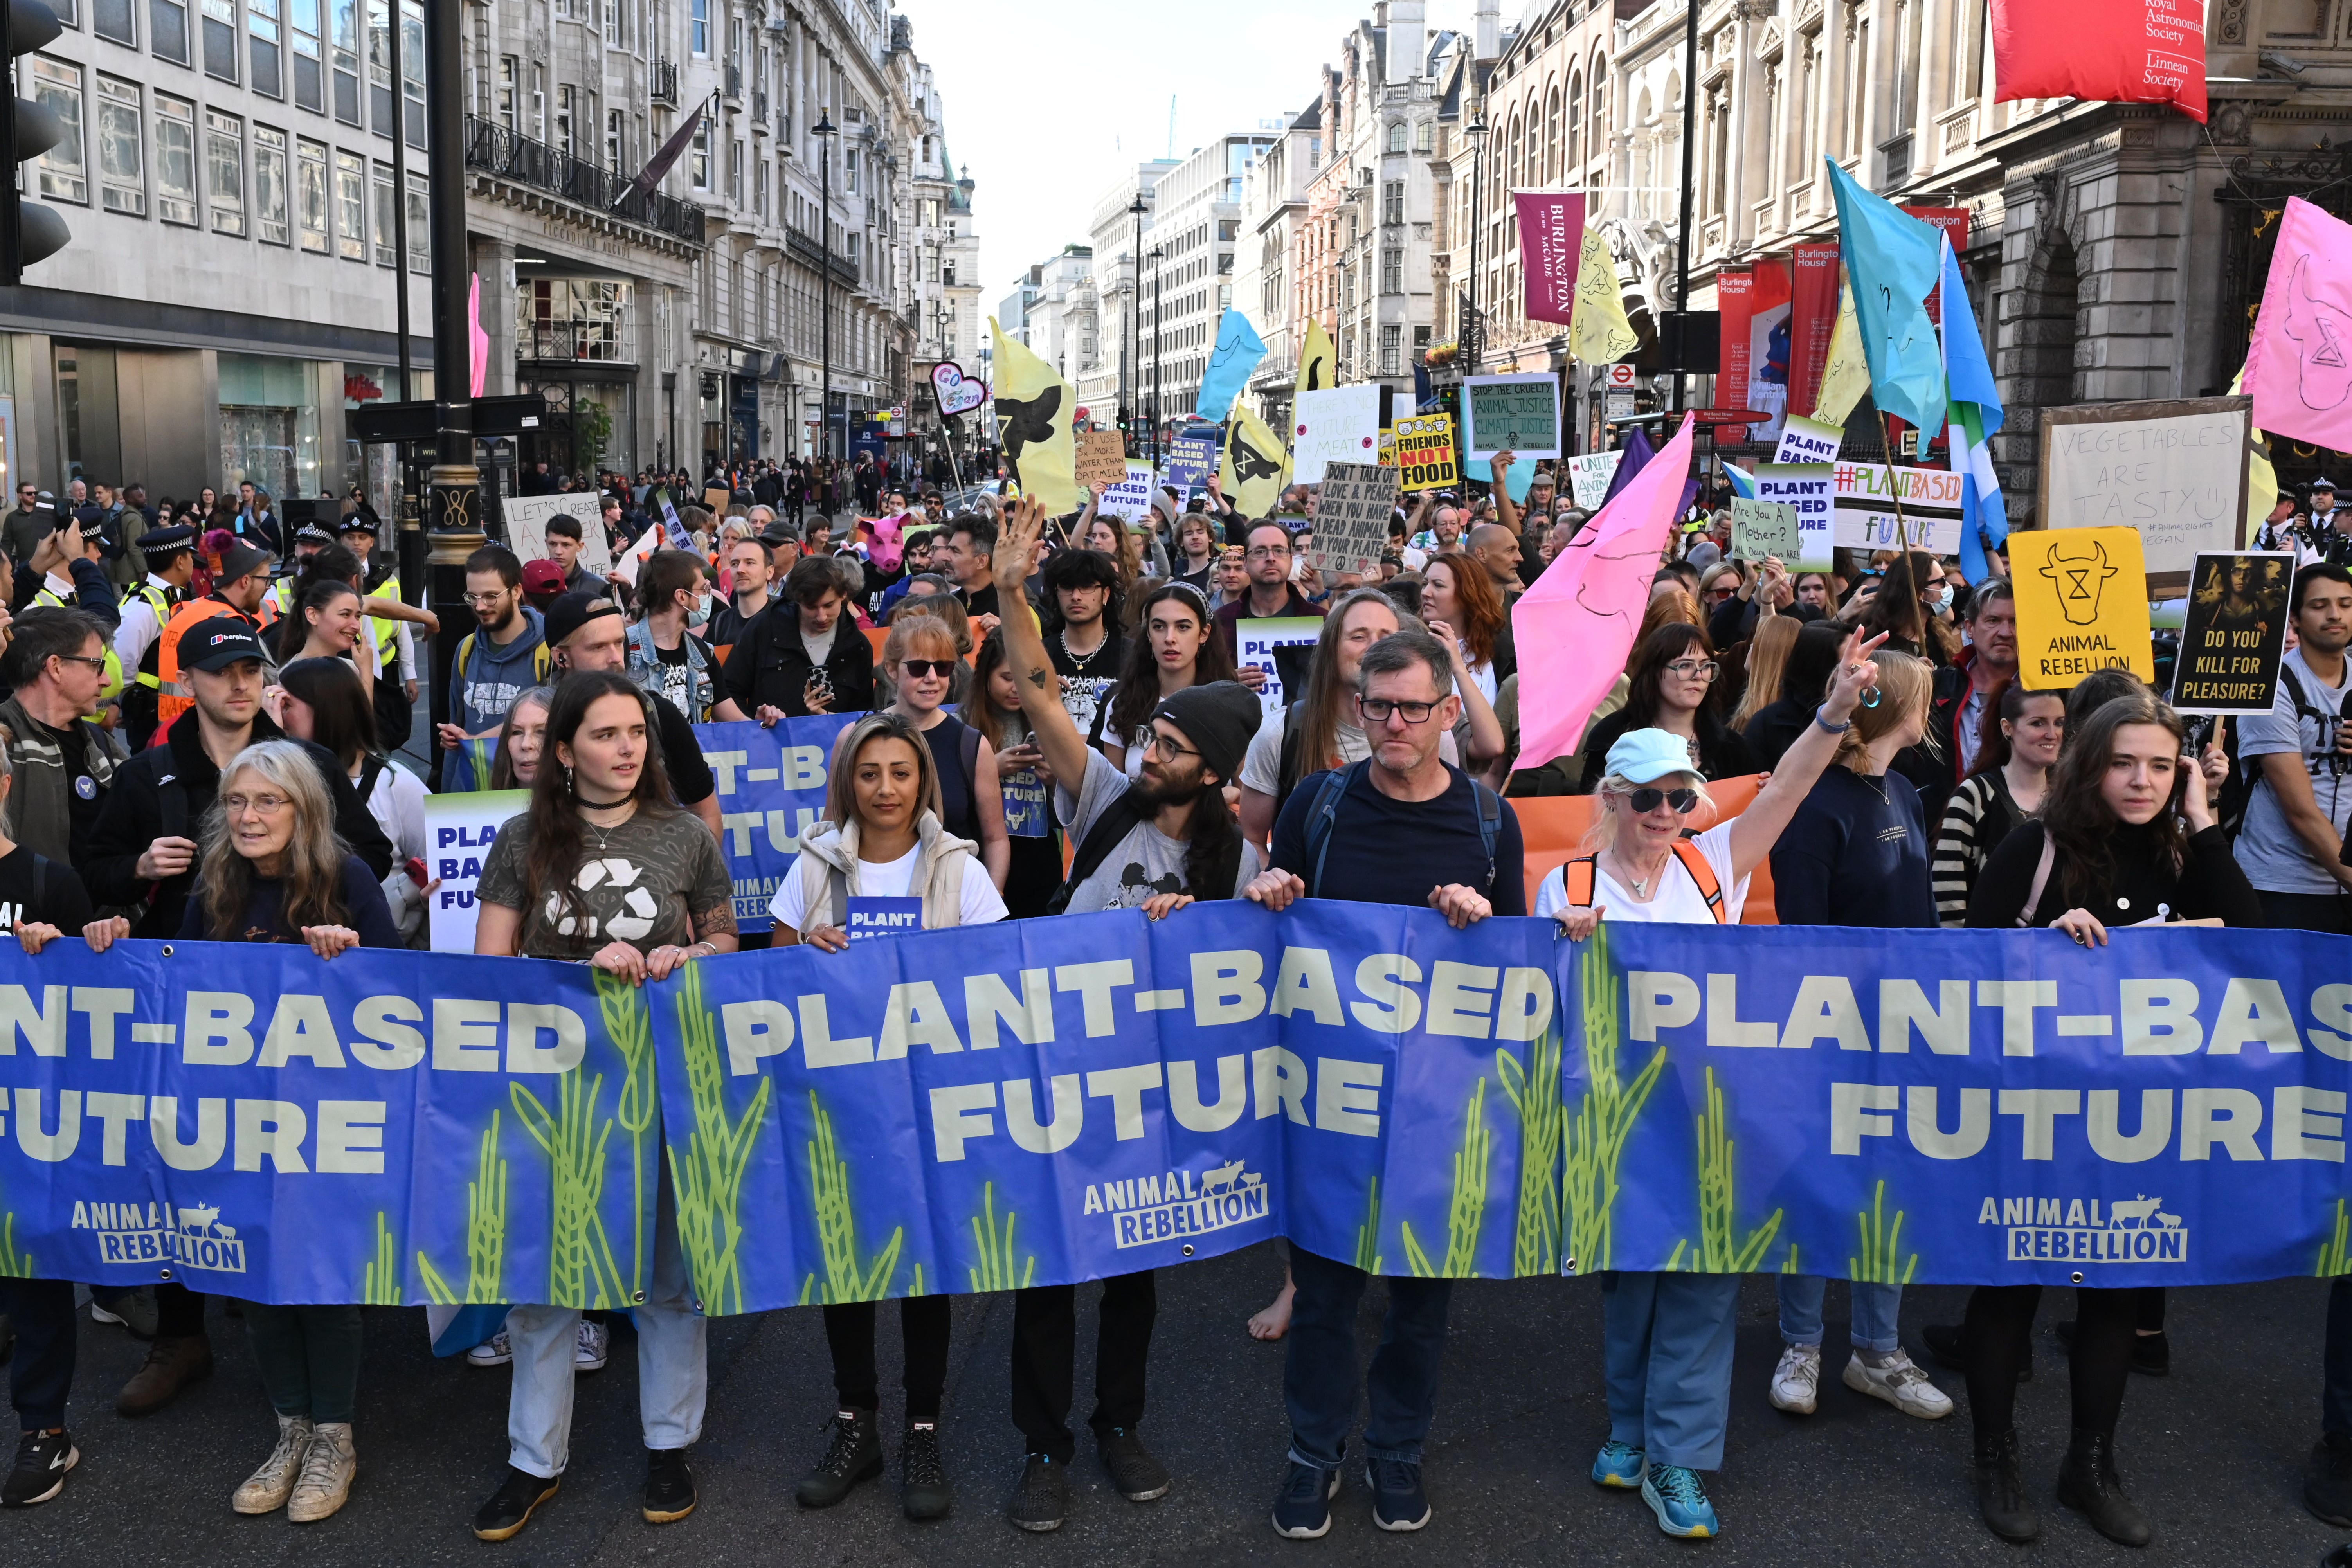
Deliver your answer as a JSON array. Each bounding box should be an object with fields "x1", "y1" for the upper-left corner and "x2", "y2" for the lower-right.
[
  {"x1": 1509, "y1": 413, "x2": 1697, "y2": 770},
  {"x1": 2246, "y1": 197, "x2": 2352, "y2": 451},
  {"x1": 468, "y1": 272, "x2": 490, "y2": 398}
]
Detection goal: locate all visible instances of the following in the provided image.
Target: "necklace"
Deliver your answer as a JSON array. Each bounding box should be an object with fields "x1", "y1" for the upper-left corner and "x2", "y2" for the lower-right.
[
  {"x1": 1056, "y1": 627, "x2": 1110, "y2": 670},
  {"x1": 1606, "y1": 848, "x2": 1669, "y2": 896},
  {"x1": 1856, "y1": 770, "x2": 1891, "y2": 807}
]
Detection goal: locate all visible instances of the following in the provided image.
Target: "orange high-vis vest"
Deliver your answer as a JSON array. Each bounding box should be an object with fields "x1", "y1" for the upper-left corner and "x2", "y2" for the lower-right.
[
  {"x1": 155, "y1": 597, "x2": 258, "y2": 732},
  {"x1": 1559, "y1": 842, "x2": 1727, "y2": 922}
]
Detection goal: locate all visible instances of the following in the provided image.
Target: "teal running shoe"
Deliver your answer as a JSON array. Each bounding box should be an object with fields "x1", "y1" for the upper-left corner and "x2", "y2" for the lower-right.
[
  {"x1": 1642, "y1": 1463, "x2": 1721, "y2": 1539},
  {"x1": 1590, "y1": 1440, "x2": 1645, "y2": 1489}
]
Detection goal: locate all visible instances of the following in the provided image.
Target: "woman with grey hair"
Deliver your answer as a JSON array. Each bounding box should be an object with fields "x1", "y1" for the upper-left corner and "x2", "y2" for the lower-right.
[{"x1": 176, "y1": 738, "x2": 399, "y2": 1525}]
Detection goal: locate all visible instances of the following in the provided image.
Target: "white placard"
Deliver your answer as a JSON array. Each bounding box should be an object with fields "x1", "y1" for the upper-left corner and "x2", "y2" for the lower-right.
[
  {"x1": 423, "y1": 789, "x2": 529, "y2": 953},
  {"x1": 1234, "y1": 616, "x2": 1325, "y2": 716},
  {"x1": 1773, "y1": 414, "x2": 1844, "y2": 466},
  {"x1": 1832, "y1": 463, "x2": 1965, "y2": 554},
  {"x1": 1461, "y1": 371, "x2": 1563, "y2": 460},
  {"x1": 2040, "y1": 401, "x2": 2252, "y2": 579},
  {"x1": 1098, "y1": 461, "x2": 1159, "y2": 523},
  {"x1": 503, "y1": 493, "x2": 615, "y2": 578},
  {"x1": 1291, "y1": 387, "x2": 1383, "y2": 485},
  {"x1": 1567, "y1": 450, "x2": 1623, "y2": 511}
]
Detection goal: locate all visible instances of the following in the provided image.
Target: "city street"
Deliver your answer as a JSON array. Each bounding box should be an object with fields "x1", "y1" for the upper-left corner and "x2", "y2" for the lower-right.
[{"x1": 3, "y1": 1244, "x2": 2342, "y2": 1566}]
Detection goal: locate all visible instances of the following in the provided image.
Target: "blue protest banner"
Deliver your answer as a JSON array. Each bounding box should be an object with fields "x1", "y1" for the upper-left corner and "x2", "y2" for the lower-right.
[
  {"x1": 1165, "y1": 431, "x2": 1219, "y2": 496},
  {"x1": 693, "y1": 716, "x2": 856, "y2": 924},
  {"x1": 0, "y1": 943, "x2": 656, "y2": 1310}
]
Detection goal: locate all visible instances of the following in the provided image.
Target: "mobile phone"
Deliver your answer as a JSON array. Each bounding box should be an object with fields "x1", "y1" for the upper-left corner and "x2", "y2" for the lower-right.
[{"x1": 404, "y1": 856, "x2": 430, "y2": 889}]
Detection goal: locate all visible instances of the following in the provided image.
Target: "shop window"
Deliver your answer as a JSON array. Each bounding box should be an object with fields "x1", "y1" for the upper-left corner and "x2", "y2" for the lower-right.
[
  {"x1": 154, "y1": 94, "x2": 196, "y2": 224},
  {"x1": 96, "y1": 75, "x2": 144, "y2": 216},
  {"x1": 333, "y1": 146, "x2": 364, "y2": 258},
  {"x1": 253, "y1": 123, "x2": 288, "y2": 243},
  {"x1": 202, "y1": 0, "x2": 236, "y2": 81},
  {"x1": 31, "y1": 59, "x2": 86, "y2": 205},
  {"x1": 296, "y1": 134, "x2": 328, "y2": 251}
]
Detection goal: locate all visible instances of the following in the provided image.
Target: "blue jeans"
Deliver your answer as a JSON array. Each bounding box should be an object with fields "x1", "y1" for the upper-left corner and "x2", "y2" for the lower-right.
[
  {"x1": 1777, "y1": 1275, "x2": 1902, "y2": 1354},
  {"x1": 1601, "y1": 1271, "x2": 1741, "y2": 1472},
  {"x1": 1283, "y1": 1246, "x2": 1452, "y2": 1471}
]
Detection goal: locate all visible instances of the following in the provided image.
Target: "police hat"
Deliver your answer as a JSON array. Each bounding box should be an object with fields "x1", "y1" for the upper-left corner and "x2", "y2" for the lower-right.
[
  {"x1": 336, "y1": 507, "x2": 380, "y2": 535},
  {"x1": 136, "y1": 524, "x2": 197, "y2": 553},
  {"x1": 293, "y1": 522, "x2": 335, "y2": 546}
]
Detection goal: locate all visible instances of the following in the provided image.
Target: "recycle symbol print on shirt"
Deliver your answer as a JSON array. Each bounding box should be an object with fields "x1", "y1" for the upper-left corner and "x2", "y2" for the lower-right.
[{"x1": 547, "y1": 856, "x2": 662, "y2": 942}]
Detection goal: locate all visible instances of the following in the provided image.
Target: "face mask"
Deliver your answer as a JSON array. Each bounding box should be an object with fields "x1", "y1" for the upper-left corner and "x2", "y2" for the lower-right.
[
  {"x1": 686, "y1": 597, "x2": 710, "y2": 629},
  {"x1": 1925, "y1": 585, "x2": 1950, "y2": 610}
]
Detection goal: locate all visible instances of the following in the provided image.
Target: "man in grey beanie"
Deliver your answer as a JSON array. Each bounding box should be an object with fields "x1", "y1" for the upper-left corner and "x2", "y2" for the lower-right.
[{"x1": 981, "y1": 495, "x2": 1269, "y2": 1534}]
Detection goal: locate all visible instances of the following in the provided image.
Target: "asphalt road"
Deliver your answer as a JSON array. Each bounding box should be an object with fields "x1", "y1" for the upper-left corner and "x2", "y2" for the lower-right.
[{"x1": 2, "y1": 1245, "x2": 2345, "y2": 1567}]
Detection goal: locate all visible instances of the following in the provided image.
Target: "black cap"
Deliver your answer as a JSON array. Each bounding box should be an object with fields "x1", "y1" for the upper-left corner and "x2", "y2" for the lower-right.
[
  {"x1": 542, "y1": 589, "x2": 621, "y2": 649},
  {"x1": 215, "y1": 541, "x2": 273, "y2": 585},
  {"x1": 185, "y1": 622, "x2": 267, "y2": 672},
  {"x1": 136, "y1": 524, "x2": 197, "y2": 552},
  {"x1": 757, "y1": 522, "x2": 798, "y2": 550}
]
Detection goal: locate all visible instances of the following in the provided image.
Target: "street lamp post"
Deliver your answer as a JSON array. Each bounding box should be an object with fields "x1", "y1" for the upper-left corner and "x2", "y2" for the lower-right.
[
  {"x1": 814, "y1": 110, "x2": 837, "y2": 466},
  {"x1": 1671, "y1": 0, "x2": 1698, "y2": 415},
  {"x1": 1464, "y1": 116, "x2": 1488, "y2": 376},
  {"x1": 1148, "y1": 243, "x2": 1163, "y2": 469},
  {"x1": 423, "y1": 0, "x2": 479, "y2": 772},
  {"x1": 1126, "y1": 191, "x2": 1145, "y2": 452}
]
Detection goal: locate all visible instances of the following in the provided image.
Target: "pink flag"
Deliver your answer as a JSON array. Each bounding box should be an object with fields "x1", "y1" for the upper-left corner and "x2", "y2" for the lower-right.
[
  {"x1": 2247, "y1": 197, "x2": 2352, "y2": 451},
  {"x1": 468, "y1": 272, "x2": 490, "y2": 398},
  {"x1": 1508, "y1": 414, "x2": 1697, "y2": 770},
  {"x1": 1513, "y1": 191, "x2": 1585, "y2": 326}
]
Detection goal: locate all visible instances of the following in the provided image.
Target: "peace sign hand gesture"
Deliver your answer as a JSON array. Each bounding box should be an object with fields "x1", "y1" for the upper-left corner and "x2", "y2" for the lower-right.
[{"x1": 1822, "y1": 628, "x2": 1890, "y2": 725}]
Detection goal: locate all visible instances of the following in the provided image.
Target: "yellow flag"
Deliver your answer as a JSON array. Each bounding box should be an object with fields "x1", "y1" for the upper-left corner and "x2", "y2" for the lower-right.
[
  {"x1": 1568, "y1": 226, "x2": 1639, "y2": 365},
  {"x1": 988, "y1": 315, "x2": 1081, "y2": 515},
  {"x1": 1298, "y1": 318, "x2": 1336, "y2": 394},
  {"x1": 1220, "y1": 405, "x2": 1293, "y2": 519},
  {"x1": 1814, "y1": 282, "x2": 1871, "y2": 425},
  {"x1": 2249, "y1": 442, "x2": 2278, "y2": 544}
]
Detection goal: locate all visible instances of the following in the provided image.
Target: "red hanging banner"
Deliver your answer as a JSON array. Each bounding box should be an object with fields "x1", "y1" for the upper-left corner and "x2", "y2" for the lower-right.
[
  {"x1": 1513, "y1": 191, "x2": 1587, "y2": 325},
  {"x1": 1717, "y1": 268, "x2": 1754, "y2": 416},
  {"x1": 1789, "y1": 244, "x2": 1841, "y2": 417},
  {"x1": 1990, "y1": 0, "x2": 2206, "y2": 124}
]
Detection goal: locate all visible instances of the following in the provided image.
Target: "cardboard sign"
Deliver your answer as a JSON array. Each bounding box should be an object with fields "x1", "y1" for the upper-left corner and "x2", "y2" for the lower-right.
[
  {"x1": 2038, "y1": 397, "x2": 2252, "y2": 587},
  {"x1": 1165, "y1": 431, "x2": 1219, "y2": 494},
  {"x1": 1308, "y1": 463, "x2": 1399, "y2": 577},
  {"x1": 1234, "y1": 615, "x2": 1325, "y2": 715},
  {"x1": 2170, "y1": 551, "x2": 2295, "y2": 715},
  {"x1": 1291, "y1": 386, "x2": 1383, "y2": 484},
  {"x1": 423, "y1": 789, "x2": 529, "y2": 953},
  {"x1": 502, "y1": 493, "x2": 614, "y2": 579},
  {"x1": 1752, "y1": 463, "x2": 1837, "y2": 573},
  {"x1": 2009, "y1": 526, "x2": 2155, "y2": 691},
  {"x1": 1075, "y1": 428, "x2": 1130, "y2": 491},
  {"x1": 1392, "y1": 415, "x2": 1459, "y2": 493},
  {"x1": 1099, "y1": 461, "x2": 1158, "y2": 523},
  {"x1": 702, "y1": 486, "x2": 733, "y2": 514},
  {"x1": 1461, "y1": 372, "x2": 1562, "y2": 460},
  {"x1": 1730, "y1": 498, "x2": 1801, "y2": 563},
  {"x1": 843, "y1": 897, "x2": 926, "y2": 941},
  {"x1": 1773, "y1": 414, "x2": 1844, "y2": 466},
  {"x1": 1832, "y1": 463, "x2": 1965, "y2": 554},
  {"x1": 1567, "y1": 450, "x2": 1624, "y2": 510}
]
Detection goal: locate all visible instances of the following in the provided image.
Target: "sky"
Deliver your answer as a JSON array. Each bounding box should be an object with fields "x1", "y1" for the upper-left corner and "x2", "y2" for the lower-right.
[{"x1": 902, "y1": 0, "x2": 1490, "y2": 331}]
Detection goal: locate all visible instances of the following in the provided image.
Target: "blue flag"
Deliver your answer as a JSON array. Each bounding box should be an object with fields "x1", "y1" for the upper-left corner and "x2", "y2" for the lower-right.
[
  {"x1": 1825, "y1": 159, "x2": 1946, "y2": 437},
  {"x1": 1939, "y1": 234, "x2": 2010, "y2": 583},
  {"x1": 1194, "y1": 310, "x2": 1268, "y2": 425}
]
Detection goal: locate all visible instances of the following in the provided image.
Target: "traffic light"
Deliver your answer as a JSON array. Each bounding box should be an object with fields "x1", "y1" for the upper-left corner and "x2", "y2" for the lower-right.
[{"x1": 1, "y1": 0, "x2": 67, "y2": 285}]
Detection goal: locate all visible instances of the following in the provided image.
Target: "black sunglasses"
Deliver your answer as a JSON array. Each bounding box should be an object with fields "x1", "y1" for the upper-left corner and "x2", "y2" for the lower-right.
[
  {"x1": 899, "y1": 658, "x2": 956, "y2": 678},
  {"x1": 1626, "y1": 787, "x2": 1700, "y2": 815}
]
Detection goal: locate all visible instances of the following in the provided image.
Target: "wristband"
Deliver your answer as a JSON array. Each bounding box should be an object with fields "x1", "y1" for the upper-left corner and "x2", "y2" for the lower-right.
[{"x1": 1812, "y1": 706, "x2": 1852, "y2": 734}]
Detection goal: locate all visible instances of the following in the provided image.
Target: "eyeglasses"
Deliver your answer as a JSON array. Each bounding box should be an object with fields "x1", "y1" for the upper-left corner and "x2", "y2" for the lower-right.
[
  {"x1": 1624, "y1": 787, "x2": 1700, "y2": 815},
  {"x1": 899, "y1": 658, "x2": 956, "y2": 678},
  {"x1": 1245, "y1": 545, "x2": 1291, "y2": 560},
  {"x1": 1705, "y1": 586, "x2": 1737, "y2": 601},
  {"x1": 222, "y1": 791, "x2": 292, "y2": 817},
  {"x1": 461, "y1": 590, "x2": 512, "y2": 608},
  {"x1": 1662, "y1": 658, "x2": 1719, "y2": 681},
  {"x1": 1357, "y1": 696, "x2": 1439, "y2": 725},
  {"x1": 51, "y1": 653, "x2": 106, "y2": 674},
  {"x1": 1141, "y1": 731, "x2": 1199, "y2": 761}
]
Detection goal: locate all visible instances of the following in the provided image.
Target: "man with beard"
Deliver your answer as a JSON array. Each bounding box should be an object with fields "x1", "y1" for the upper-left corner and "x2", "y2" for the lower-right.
[
  {"x1": 436, "y1": 545, "x2": 550, "y2": 756},
  {"x1": 985, "y1": 495, "x2": 1265, "y2": 1533}
]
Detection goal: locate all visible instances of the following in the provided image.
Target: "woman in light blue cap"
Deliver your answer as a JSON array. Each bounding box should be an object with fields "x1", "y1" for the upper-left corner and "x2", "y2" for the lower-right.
[{"x1": 1543, "y1": 626, "x2": 1884, "y2": 1542}]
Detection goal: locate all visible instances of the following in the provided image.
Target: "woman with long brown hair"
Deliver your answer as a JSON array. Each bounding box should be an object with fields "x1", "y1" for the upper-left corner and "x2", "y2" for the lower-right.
[
  {"x1": 468, "y1": 670, "x2": 735, "y2": 1542},
  {"x1": 1930, "y1": 680, "x2": 2066, "y2": 925},
  {"x1": 1859, "y1": 550, "x2": 1961, "y2": 665},
  {"x1": 1729, "y1": 614, "x2": 1801, "y2": 730},
  {"x1": 1952, "y1": 691, "x2": 2244, "y2": 1548},
  {"x1": 1098, "y1": 581, "x2": 1237, "y2": 776},
  {"x1": 1572, "y1": 624, "x2": 1759, "y2": 790},
  {"x1": 960, "y1": 630, "x2": 1064, "y2": 918},
  {"x1": 1422, "y1": 552, "x2": 1514, "y2": 697}
]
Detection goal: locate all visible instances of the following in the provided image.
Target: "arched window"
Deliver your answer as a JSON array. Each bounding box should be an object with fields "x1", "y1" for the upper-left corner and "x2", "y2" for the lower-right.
[
  {"x1": 1508, "y1": 106, "x2": 1524, "y2": 193},
  {"x1": 1589, "y1": 56, "x2": 1608, "y2": 170},
  {"x1": 1569, "y1": 72, "x2": 1584, "y2": 170},
  {"x1": 1546, "y1": 83, "x2": 1563, "y2": 184},
  {"x1": 1387, "y1": 120, "x2": 1407, "y2": 153}
]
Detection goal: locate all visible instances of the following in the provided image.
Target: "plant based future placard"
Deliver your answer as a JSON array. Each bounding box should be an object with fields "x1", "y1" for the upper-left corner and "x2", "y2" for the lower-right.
[
  {"x1": 1751, "y1": 463, "x2": 1836, "y2": 573},
  {"x1": 2171, "y1": 551, "x2": 2294, "y2": 715},
  {"x1": 1774, "y1": 414, "x2": 1844, "y2": 465},
  {"x1": 1392, "y1": 415, "x2": 1459, "y2": 492},
  {"x1": 1309, "y1": 463, "x2": 1399, "y2": 577},
  {"x1": 2009, "y1": 525, "x2": 2156, "y2": 691},
  {"x1": 1462, "y1": 372, "x2": 1563, "y2": 460}
]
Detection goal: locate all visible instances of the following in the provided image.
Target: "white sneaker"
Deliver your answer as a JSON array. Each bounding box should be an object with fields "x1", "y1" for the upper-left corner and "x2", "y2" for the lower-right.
[
  {"x1": 465, "y1": 1330, "x2": 512, "y2": 1367},
  {"x1": 574, "y1": 1319, "x2": 609, "y2": 1373},
  {"x1": 1769, "y1": 1343, "x2": 1821, "y2": 1414},
  {"x1": 1844, "y1": 1349, "x2": 1954, "y2": 1419}
]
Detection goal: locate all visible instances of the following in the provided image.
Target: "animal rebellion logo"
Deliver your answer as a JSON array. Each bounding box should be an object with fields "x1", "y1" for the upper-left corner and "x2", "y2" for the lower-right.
[
  {"x1": 1987, "y1": 1192, "x2": 2188, "y2": 1266},
  {"x1": 1084, "y1": 1155, "x2": 1271, "y2": 1250},
  {"x1": 72, "y1": 1196, "x2": 249, "y2": 1274},
  {"x1": 2039, "y1": 535, "x2": 2121, "y2": 626},
  {"x1": 995, "y1": 385, "x2": 1062, "y2": 490},
  {"x1": 1228, "y1": 431, "x2": 1286, "y2": 489}
]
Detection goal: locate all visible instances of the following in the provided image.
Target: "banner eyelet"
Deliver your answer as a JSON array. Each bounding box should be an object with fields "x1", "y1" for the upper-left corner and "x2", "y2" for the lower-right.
[
  {"x1": 2070, "y1": 1271, "x2": 2084, "y2": 1284},
  {"x1": 1180, "y1": 1244, "x2": 1195, "y2": 1257},
  {"x1": 634, "y1": 1290, "x2": 647, "y2": 1304},
  {"x1": 158, "y1": 1267, "x2": 173, "y2": 1281},
  {"x1": 160, "y1": 945, "x2": 174, "y2": 957}
]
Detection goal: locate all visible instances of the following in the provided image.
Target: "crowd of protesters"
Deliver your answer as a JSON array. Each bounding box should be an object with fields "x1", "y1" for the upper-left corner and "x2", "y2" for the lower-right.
[{"x1": 0, "y1": 441, "x2": 2348, "y2": 1560}]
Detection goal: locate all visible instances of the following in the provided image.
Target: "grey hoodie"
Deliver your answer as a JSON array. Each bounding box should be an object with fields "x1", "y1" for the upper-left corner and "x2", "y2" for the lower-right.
[{"x1": 447, "y1": 605, "x2": 548, "y2": 736}]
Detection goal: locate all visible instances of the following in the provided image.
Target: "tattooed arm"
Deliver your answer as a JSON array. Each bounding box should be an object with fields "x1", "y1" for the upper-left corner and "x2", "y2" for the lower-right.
[{"x1": 991, "y1": 497, "x2": 1094, "y2": 789}]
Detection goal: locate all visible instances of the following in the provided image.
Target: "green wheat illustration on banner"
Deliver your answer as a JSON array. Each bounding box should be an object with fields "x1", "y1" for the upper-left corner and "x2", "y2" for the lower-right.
[
  {"x1": 0, "y1": 1190, "x2": 32, "y2": 1278},
  {"x1": 1665, "y1": 1066, "x2": 1784, "y2": 1273},
  {"x1": 1402, "y1": 1076, "x2": 1491, "y2": 1278},
  {"x1": 418, "y1": 1109, "x2": 509, "y2": 1306},
  {"x1": 1562, "y1": 925, "x2": 1667, "y2": 1273},
  {"x1": 1851, "y1": 1179, "x2": 1917, "y2": 1285},
  {"x1": 798, "y1": 1091, "x2": 904, "y2": 1306},
  {"x1": 2321, "y1": 1199, "x2": 2352, "y2": 1278},
  {"x1": 511, "y1": 1066, "x2": 625, "y2": 1309},
  {"x1": 1354, "y1": 1176, "x2": 1383, "y2": 1273},
  {"x1": 668, "y1": 961, "x2": 771, "y2": 1316},
  {"x1": 1498, "y1": 1028, "x2": 1567, "y2": 1277},
  {"x1": 362, "y1": 1211, "x2": 402, "y2": 1305},
  {"x1": 599, "y1": 970, "x2": 659, "y2": 1299},
  {"x1": 968, "y1": 1181, "x2": 1035, "y2": 1291}
]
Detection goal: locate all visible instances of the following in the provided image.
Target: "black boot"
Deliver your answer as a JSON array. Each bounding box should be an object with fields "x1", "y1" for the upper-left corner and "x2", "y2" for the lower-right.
[
  {"x1": 795, "y1": 1408, "x2": 883, "y2": 1508},
  {"x1": 2056, "y1": 1426, "x2": 2152, "y2": 1547},
  {"x1": 1972, "y1": 1428, "x2": 2038, "y2": 1543},
  {"x1": 1923, "y1": 1321, "x2": 2030, "y2": 1381},
  {"x1": 2307, "y1": 1431, "x2": 2352, "y2": 1527}
]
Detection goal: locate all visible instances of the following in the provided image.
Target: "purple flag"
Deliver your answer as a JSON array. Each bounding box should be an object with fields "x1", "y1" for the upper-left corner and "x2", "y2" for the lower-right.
[{"x1": 614, "y1": 100, "x2": 707, "y2": 212}]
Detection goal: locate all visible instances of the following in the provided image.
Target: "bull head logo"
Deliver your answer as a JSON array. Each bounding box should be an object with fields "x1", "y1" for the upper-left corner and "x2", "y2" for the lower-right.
[{"x1": 2039, "y1": 535, "x2": 2119, "y2": 626}]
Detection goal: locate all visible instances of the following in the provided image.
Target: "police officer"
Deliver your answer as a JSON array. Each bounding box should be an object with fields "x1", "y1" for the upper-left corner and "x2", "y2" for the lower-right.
[
  {"x1": 114, "y1": 523, "x2": 196, "y2": 750},
  {"x1": 338, "y1": 507, "x2": 415, "y2": 746},
  {"x1": 269, "y1": 522, "x2": 335, "y2": 617},
  {"x1": 27, "y1": 513, "x2": 123, "y2": 720}
]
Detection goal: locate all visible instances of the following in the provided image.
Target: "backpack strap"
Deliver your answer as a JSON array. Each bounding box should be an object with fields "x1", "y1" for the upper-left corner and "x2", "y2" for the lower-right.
[
  {"x1": 1045, "y1": 788, "x2": 1150, "y2": 916},
  {"x1": 156, "y1": 772, "x2": 189, "y2": 843},
  {"x1": 960, "y1": 721, "x2": 982, "y2": 794},
  {"x1": 1471, "y1": 777, "x2": 1502, "y2": 893},
  {"x1": 1299, "y1": 760, "x2": 1370, "y2": 899},
  {"x1": 1274, "y1": 701, "x2": 1309, "y2": 813},
  {"x1": 1669, "y1": 839, "x2": 1727, "y2": 924},
  {"x1": 2017, "y1": 829, "x2": 2057, "y2": 929},
  {"x1": 1560, "y1": 854, "x2": 1599, "y2": 908}
]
